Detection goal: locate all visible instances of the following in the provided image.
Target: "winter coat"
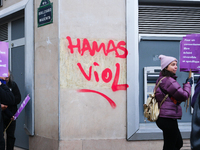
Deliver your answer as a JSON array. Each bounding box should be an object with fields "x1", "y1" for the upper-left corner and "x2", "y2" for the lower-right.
[
  {"x1": 0, "y1": 83, "x2": 15, "y2": 150},
  {"x1": 155, "y1": 73, "x2": 191, "y2": 119},
  {"x1": 191, "y1": 76, "x2": 200, "y2": 108},
  {"x1": 0, "y1": 84, "x2": 15, "y2": 121},
  {"x1": 2, "y1": 80, "x2": 21, "y2": 119},
  {"x1": 0, "y1": 84, "x2": 15, "y2": 106}
]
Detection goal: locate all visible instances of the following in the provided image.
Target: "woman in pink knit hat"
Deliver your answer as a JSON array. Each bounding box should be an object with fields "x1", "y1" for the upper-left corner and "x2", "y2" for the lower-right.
[{"x1": 155, "y1": 54, "x2": 192, "y2": 150}]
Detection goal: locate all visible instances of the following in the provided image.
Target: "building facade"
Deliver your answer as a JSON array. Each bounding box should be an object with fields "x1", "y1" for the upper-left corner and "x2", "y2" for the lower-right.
[{"x1": 0, "y1": 0, "x2": 199, "y2": 149}]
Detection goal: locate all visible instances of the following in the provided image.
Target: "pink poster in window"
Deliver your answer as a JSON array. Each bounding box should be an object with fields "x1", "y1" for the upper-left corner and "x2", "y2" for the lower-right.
[{"x1": 0, "y1": 42, "x2": 8, "y2": 77}]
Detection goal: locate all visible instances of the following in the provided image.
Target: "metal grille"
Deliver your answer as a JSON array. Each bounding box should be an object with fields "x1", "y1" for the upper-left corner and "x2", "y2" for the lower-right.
[
  {"x1": 0, "y1": 23, "x2": 8, "y2": 41},
  {"x1": 139, "y1": 5, "x2": 200, "y2": 35}
]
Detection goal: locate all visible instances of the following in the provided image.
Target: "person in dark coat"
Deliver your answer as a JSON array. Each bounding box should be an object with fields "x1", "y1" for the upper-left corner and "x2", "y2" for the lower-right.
[
  {"x1": 155, "y1": 55, "x2": 192, "y2": 150},
  {"x1": 0, "y1": 80, "x2": 15, "y2": 150},
  {"x1": 190, "y1": 76, "x2": 200, "y2": 150},
  {"x1": 1, "y1": 71, "x2": 21, "y2": 150},
  {"x1": 191, "y1": 76, "x2": 200, "y2": 108},
  {"x1": 1, "y1": 104, "x2": 14, "y2": 120}
]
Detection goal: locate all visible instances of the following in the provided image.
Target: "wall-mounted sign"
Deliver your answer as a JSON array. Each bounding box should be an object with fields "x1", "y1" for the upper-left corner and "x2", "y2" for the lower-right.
[
  {"x1": 0, "y1": 42, "x2": 8, "y2": 77},
  {"x1": 37, "y1": 0, "x2": 53, "y2": 27}
]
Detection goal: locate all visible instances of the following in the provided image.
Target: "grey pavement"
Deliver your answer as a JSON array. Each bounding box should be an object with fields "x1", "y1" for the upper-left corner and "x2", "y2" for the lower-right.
[{"x1": 14, "y1": 147, "x2": 26, "y2": 150}]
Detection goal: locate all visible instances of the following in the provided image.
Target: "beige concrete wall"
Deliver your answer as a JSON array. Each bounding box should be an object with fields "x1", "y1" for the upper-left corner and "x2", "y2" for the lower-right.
[
  {"x1": 59, "y1": 139, "x2": 191, "y2": 150},
  {"x1": 59, "y1": 0, "x2": 128, "y2": 148},
  {"x1": 0, "y1": 0, "x2": 22, "y2": 10},
  {"x1": 59, "y1": 139, "x2": 164, "y2": 150},
  {"x1": 31, "y1": 0, "x2": 192, "y2": 149},
  {"x1": 31, "y1": 0, "x2": 59, "y2": 149}
]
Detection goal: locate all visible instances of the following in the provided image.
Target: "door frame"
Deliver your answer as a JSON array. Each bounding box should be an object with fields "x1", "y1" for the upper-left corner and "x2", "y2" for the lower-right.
[
  {"x1": 126, "y1": 0, "x2": 194, "y2": 141},
  {"x1": 0, "y1": 0, "x2": 34, "y2": 136}
]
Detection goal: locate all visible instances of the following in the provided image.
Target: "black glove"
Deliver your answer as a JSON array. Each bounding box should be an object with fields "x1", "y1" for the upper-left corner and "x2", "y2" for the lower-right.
[{"x1": 186, "y1": 77, "x2": 193, "y2": 86}]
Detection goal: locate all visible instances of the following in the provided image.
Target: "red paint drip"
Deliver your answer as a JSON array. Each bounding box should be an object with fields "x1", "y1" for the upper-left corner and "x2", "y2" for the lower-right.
[{"x1": 77, "y1": 89, "x2": 116, "y2": 109}]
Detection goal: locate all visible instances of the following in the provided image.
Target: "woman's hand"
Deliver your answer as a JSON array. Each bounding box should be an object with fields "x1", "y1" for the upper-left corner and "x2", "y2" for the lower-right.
[
  {"x1": 11, "y1": 116, "x2": 15, "y2": 121},
  {"x1": 186, "y1": 77, "x2": 193, "y2": 86},
  {"x1": 1, "y1": 104, "x2": 7, "y2": 110}
]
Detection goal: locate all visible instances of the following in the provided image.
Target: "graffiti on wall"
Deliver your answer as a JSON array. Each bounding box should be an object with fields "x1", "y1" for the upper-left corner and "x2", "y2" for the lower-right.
[
  {"x1": 65, "y1": 36, "x2": 129, "y2": 109},
  {"x1": 66, "y1": 36, "x2": 128, "y2": 58}
]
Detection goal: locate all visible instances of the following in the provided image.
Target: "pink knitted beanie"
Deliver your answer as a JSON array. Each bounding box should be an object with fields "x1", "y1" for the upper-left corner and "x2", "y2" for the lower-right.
[{"x1": 159, "y1": 55, "x2": 177, "y2": 70}]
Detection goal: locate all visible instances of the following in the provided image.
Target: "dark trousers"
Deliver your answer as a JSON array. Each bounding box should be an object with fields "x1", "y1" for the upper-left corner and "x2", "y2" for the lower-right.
[
  {"x1": 156, "y1": 117, "x2": 183, "y2": 150},
  {"x1": 4, "y1": 118, "x2": 16, "y2": 150},
  {"x1": 0, "y1": 117, "x2": 5, "y2": 150}
]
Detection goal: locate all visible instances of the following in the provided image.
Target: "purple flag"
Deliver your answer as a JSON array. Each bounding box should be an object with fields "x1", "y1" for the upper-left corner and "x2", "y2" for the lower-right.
[
  {"x1": 0, "y1": 42, "x2": 8, "y2": 77},
  {"x1": 14, "y1": 95, "x2": 30, "y2": 120},
  {"x1": 180, "y1": 34, "x2": 200, "y2": 73}
]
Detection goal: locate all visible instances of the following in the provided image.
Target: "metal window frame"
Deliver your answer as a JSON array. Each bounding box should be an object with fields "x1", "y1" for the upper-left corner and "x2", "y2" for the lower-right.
[
  {"x1": 126, "y1": 0, "x2": 199, "y2": 141},
  {"x1": 0, "y1": 0, "x2": 34, "y2": 136}
]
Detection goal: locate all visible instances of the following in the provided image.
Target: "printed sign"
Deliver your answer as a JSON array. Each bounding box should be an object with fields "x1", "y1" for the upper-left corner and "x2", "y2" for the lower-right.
[
  {"x1": 37, "y1": 0, "x2": 53, "y2": 27},
  {"x1": 180, "y1": 34, "x2": 200, "y2": 73},
  {"x1": 0, "y1": 42, "x2": 8, "y2": 77},
  {"x1": 14, "y1": 95, "x2": 30, "y2": 120}
]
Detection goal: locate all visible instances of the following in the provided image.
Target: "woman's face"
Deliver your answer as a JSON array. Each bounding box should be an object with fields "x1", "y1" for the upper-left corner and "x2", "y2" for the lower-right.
[
  {"x1": 5, "y1": 72, "x2": 10, "y2": 83},
  {"x1": 0, "y1": 72, "x2": 10, "y2": 83},
  {"x1": 166, "y1": 61, "x2": 177, "y2": 74}
]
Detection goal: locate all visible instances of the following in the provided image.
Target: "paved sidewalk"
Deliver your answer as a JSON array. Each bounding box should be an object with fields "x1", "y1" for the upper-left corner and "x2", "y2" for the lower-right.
[{"x1": 14, "y1": 147, "x2": 26, "y2": 150}]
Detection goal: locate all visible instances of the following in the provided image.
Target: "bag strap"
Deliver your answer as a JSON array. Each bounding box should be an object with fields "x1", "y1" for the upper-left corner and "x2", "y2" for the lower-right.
[
  {"x1": 160, "y1": 94, "x2": 168, "y2": 108},
  {"x1": 153, "y1": 77, "x2": 166, "y2": 93},
  {"x1": 153, "y1": 76, "x2": 169, "y2": 108}
]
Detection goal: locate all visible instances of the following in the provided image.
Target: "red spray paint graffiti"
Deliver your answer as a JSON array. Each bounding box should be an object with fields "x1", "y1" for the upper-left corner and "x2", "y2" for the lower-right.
[
  {"x1": 77, "y1": 89, "x2": 117, "y2": 109},
  {"x1": 66, "y1": 36, "x2": 129, "y2": 108},
  {"x1": 77, "y1": 62, "x2": 129, "y2": 91},
  {"x1": 66, "y1": 36, "x2": 128, "y2": 58}
]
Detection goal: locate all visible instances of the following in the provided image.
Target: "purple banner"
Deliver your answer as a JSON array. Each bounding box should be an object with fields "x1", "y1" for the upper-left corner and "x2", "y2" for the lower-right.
[
  {"x1": 14, "y1": 95, "x2": 30, "y2": 120},
  {"x1": 180, "y1": 34, "x2": 200, "y2": 73},
  {"x1": 0, "y1": 42, "x2": 8, "y2": 77}
]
